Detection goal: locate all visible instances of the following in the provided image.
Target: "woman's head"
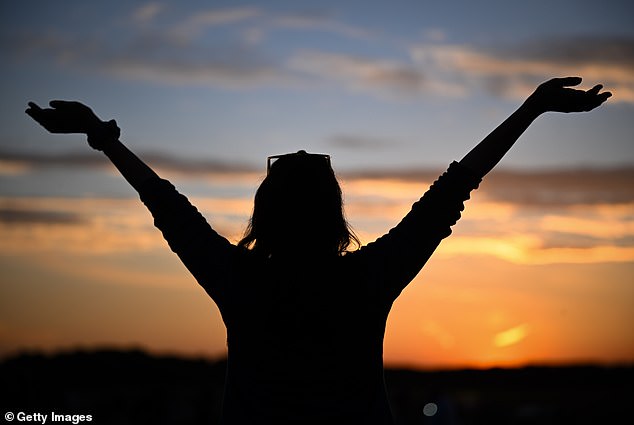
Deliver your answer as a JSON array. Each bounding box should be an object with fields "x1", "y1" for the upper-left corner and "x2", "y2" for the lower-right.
[{"x1": 238, "y1": 151, "x2": 359, "y2": 257}]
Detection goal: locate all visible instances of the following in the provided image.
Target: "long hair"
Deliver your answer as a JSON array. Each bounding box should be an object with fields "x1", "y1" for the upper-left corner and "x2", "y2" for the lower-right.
[{"x1": 238, "y1": 151, "x2": 359, "y2": 257}]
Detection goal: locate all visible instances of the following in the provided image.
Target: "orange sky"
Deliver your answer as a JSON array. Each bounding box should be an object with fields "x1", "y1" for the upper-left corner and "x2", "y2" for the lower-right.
[
  {"x1": 1, "y1": 0, "x2": 633, "y2": 371},
  {"x1": 1, "y1": 167, "x2": 632, "y2": 369}
]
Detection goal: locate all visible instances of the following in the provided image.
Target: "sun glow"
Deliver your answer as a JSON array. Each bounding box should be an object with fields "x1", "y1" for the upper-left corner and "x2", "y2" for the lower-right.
[{"x1": 494, "y1": 324, "x2": 530, "y2": 348}]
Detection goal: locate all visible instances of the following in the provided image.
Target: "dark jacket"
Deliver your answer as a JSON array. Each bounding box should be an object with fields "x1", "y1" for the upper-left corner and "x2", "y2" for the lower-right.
[{"x1": 139, "y1": 161, "x2": 480, "y2": 424}]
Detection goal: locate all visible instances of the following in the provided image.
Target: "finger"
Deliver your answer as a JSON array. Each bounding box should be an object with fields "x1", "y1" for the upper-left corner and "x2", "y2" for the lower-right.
[
  {"x1": 587, "y1": 84, "x2": 603, "y2": 95},
  {"x1": 599, "y1": 91, "x2": 612, "y2": 102},
  {"x1": 25, "y1": 102, "x2": 44, "y2": 118},
  {"x1": 585, "y1": 92, "x2": 612, "y2": 111}
]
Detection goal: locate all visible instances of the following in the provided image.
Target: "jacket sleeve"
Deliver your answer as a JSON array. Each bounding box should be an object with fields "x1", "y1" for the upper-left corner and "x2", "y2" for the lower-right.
[
  {"x1": 353, "y1": 161, "x2": 481, "y2": 300},
  {"x1": 138, "y1": 177, "x2": 237, "y2": 302}
]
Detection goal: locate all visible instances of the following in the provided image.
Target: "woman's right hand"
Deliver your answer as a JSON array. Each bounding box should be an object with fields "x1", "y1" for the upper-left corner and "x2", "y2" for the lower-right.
[
  {"x1": 25, "y1": 100, "x2": 104, "y2": 134},
  {"x1": 26, "y1": 100, "x2": 120, "y2": 150}
]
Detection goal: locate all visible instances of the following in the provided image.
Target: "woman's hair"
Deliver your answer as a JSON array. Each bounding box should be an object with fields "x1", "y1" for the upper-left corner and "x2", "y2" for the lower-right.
[{"x1": 238, "y1": 151, "x2": 360, "y2": 257}]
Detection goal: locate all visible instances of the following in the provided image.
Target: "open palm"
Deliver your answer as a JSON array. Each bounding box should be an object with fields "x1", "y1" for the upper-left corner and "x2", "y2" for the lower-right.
[
  {"x1": 25, "y1": 100, "x2": 102, "y2": 134},
  {"x1": 530, "y1": 77, "x2": 612, "y2": 113}
]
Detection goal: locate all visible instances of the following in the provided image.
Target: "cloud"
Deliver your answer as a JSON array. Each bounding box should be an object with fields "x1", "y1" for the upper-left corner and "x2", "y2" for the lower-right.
[
  {"x1": 93, "y1": 29, "x2": 293, "y2": 89},
  {"x1": 185, "y1": 7, "x2": 261, "y2": 27},
  {"x1": 339, "y1": 169, "x2": 634, "y2": 265},
  {"x1": 168, "y1": 7, "x2": 262, "y2": 41},
  {"x1": 1, "y1": 6, "x2": 378, "y2": 91},
  {"x1": 410, "y1": 37, "x2": 634, "y2": 102},
  {"x1": 540, "y1": 209, "x2": 634, "y2": 241},
  {"x1": 268, "y1": 10, "x2": 375, "y2": 41},
  {"x1": 0, "y1": 208, "x2": 83, "y2": 225},
  {"x1": 0, "y1": 149, "x2": 258, "y2": 177},
  {"x1": 5, "y1": 3, "x2": 631, "y2": 103},
  {"x1": 344, "y1": 167, "x2": 634, "y2": 207},
  {"x1": 505, "y1": 36, "x2": 634, "y2": 69},
  {"x1": 329, "y1": 134, "x2": 395, "y2": 150},
  {"x1": 1, "y1": 160, "x2": 632, "y2": 265},
  {"x1": 3, "y1": 148, "x2": 633, "y2": 206},
  {"x1": 480, "y1": 168, "x2": 634, "y2": 206},
  {"x1": 441, "y1": 235, "x2": 634, "y2": 265},
  {"x1": 0, "y1": 197, "x2": 245, "y2": 256},
  {"x1": 1, "y1": 16, "x2": 295, "y2": 90},
  {"x1": 287, "y1": 50, "x2": 430, "y2": 98},
  {"x1": 0, "y1": 150, "x2": 107, "y2": 173},
  {"x1": 132, "y1": 3, "x2": 164, "y2": 24}
]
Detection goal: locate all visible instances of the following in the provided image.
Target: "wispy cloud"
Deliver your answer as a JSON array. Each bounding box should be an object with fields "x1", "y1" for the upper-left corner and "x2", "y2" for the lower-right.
[
  {"x1": 287, "y1": 50, "x2": 429, "y2": 98},
  {"x1": 132, "y1": 2, "x2": 165, "y2": 24},
  {"x1": 479, "y1": 168, "x2": 634, "y2": 206},
  {"x1": 2, "y1": 148, "x2": 633, "y2": 207},
  {"x1": 410, "y1": 37, "x2": 634, "y2": 102},
  {"x1": 0, "y1": 208, "x2": 83, "y2": 225},
  {"x1": 268, "y1": 10, "x2": 375, "y2": 41},
  {"x1": 2, "y1": 147, "x2": 632, "y2": 266},
  {"x1": 0, "y1": 149, "x2": 258, "y2": 177},
  {"x1": 4, "y1": 2, "x2": 632, "y2": 103},
  {"x1": 342, "y1": 167, "x2": 634, "y2": 208},
  {"x1": 1, "y1": 10, "x2": 294, "y2": 89},
  {"x1": 168, "y1": 6, "x2": 262, "y2": 41},
  {"x1": 287, "y1": 35, "x2": 634, "y2": 101},
  {"x1": 0, "y1": 196, "x2": 247, "y2": 256},
  {"x1": 329, "y1": 134, "x2": 396, "y2": 150}
]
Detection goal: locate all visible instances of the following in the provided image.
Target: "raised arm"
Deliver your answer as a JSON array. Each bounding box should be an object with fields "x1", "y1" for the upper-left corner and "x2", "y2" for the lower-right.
[
  {"x1": 459, "y1": 77, "x2": 611, "y2": 179},
  {"x1": 25, "y1": 100, "x2": 157, "y2": 192},
  {"x1": 26, "y1": 100, "x2": 237, "y2": 301}
]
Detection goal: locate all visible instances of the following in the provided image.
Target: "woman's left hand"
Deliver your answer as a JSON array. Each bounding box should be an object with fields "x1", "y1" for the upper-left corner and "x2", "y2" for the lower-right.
[{"x1": 526, "y1": 77, "x2": 612, "y2": 114}]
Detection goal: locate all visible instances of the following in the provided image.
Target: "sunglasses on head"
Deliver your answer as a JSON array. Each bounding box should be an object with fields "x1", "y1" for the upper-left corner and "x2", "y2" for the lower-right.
[{"x1": 267, "y1": 150, "x2": 331, "y2": 174}]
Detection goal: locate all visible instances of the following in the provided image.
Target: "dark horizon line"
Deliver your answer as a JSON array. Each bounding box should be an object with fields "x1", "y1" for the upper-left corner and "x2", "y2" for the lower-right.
[{"x1": 2, "y1": 346, "x2": 632, "y2": 372}]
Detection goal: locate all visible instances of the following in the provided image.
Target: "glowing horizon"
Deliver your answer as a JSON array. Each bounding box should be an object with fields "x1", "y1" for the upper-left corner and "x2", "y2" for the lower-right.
[{"x1": 1, "y1": 166, "x2": 632, "y2": 368}]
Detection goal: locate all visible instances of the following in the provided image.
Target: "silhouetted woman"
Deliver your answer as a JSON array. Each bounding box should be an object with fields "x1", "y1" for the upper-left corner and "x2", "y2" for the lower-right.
[{"x1": 26, "y1": 77, "x2": 610, "y2": 424}]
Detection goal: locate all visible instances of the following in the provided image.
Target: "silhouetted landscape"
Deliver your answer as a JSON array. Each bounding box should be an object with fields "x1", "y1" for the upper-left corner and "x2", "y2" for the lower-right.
[{"x1": 1, "y1": 349, "x2": 631, "y2": 424}]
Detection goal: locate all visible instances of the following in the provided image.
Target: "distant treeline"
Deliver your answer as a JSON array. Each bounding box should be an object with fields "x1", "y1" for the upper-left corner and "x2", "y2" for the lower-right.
[{"x1": 1, "y1": 349, "x2": 631, "y2": 425}]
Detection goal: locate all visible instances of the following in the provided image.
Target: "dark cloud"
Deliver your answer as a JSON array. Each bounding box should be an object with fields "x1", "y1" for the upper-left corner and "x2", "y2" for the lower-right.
[
  {"x1": 500, "y1": 36, "x2": 634, "y2": 68},
  {"x1": 2, "y1": 149, "x2": 632, "y2": 206},
  {"x1": 101, "y1": 33, "x2": 287, "y2": 87},
  {"x1": 540, "y1": 233, "x2": 634, "y2": 250},
  {"x1": 0, "y1": 149, "x2": 106, "y2": 169},
  {"x1": 1, "y1": 27, "x2": 290, "y2": 89},
  {"x1": 0, "y1": 149, "x2": 257, "y2": 176},
  {"x1": 479, "y1": 167, "x2": 634, "y2": 206},
  {"x1": 540, "y1": 233, "x2": 607, "y2": 250},
  {"x1": 342, "y1": 166, "x2": 634, "y2": 206},
  {"x1": 0, "y1": 208, "x2": 83, "y2": 225}
]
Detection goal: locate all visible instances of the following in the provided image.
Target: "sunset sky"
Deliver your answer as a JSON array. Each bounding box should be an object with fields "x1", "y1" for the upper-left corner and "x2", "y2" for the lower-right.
[{"x1": 1, "y1": 0, "x2": 633, "y2": 369}]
